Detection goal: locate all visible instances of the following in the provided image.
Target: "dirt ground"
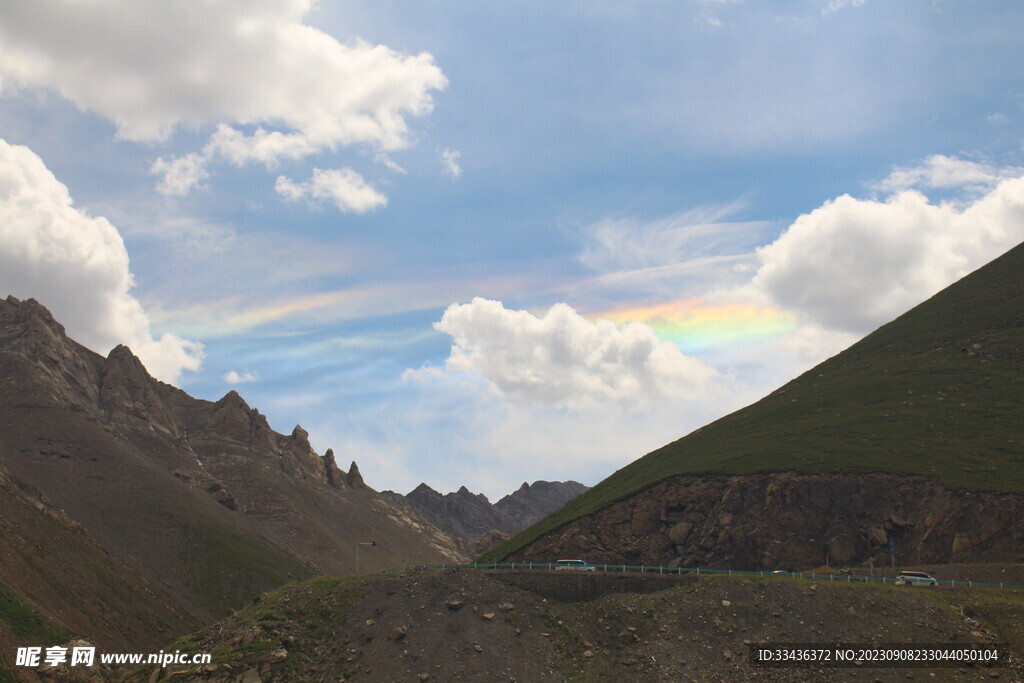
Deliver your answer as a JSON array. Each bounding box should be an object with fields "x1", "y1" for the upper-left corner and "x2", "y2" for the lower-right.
[{"x1": 131, "y1": 565, "x2": 1024, "y2": 683}]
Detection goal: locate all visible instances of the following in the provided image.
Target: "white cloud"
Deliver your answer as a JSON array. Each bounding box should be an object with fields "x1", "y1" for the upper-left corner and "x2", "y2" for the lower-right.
[
  {"x1": 410, "y1": 297, "x2": 721, "y2": 411},
  {"x1": 751, "y1": 176, "x2": 1024, "y2": 334},
  {"x1": 0, "y1": 138, "x2": 202, "y2": 383},
  {"x1": 375, "y1": 153, "x2": 407, "y2": 175},
  {"x1": 275, "y1": 167, "x2": 387, "y2": 213},
  {"x1": 223, "y1": 370, "x2": 258, "y2": 385},
  {"x1": 150, "y1": 152, "x2": 210, "y2": 196},
  {"x1": 440, "y1": 148, "x2": 462, "y2": 179},
  {"x1": 567, "y1": 204, "x2": 774, "y2": 306},
  {"x1": 578, "y1": 202, "x2": 770, "y2": 273},
  {"x1": 873, "y1": 154, "x2": 1024, "y2": 195},
  {"x1": 824, "y1": 0, "x2": 868, "y2": 14},
  {"x1": 0, "y1": 1, "x2": 446, "y2": 191}
]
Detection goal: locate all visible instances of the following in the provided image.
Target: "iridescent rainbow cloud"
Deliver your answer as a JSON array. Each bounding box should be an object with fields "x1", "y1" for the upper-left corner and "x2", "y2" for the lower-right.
[{"x1": 589, "y1": 298, "x2": 795, "y2": 352}]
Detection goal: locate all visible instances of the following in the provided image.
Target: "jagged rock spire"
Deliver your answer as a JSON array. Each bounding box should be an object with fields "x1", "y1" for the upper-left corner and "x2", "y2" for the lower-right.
[{"x1": 347, "y1": 461, "x2": 366, "y2": 490}]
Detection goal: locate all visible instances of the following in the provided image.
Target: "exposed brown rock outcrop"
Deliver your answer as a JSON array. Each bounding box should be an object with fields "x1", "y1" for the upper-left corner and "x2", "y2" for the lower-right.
[
  {"x1": 506, "y1": 472, "x2": 1024, "y2": 570},
  {"x1": 346, "y1": 460, "x2": 367, "y2": 489}
]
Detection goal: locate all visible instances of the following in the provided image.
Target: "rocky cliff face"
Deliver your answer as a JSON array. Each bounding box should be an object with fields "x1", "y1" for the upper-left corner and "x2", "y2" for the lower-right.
[
  {"x1": 386, "y1": 480, "x2": 589, "y2": 541},
  {"x1": 506, "y1": 472, "x2": 1024, "y2": 570},
  {"x1": 0, "y1": 295, "x2": 467, "y2": 633}
]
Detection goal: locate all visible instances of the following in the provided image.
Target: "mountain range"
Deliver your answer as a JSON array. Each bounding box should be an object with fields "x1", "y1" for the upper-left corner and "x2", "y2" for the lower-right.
[
  {"x1": 5, "y1": 239, "x2": 1024, "y2": 678},
  {"x1": 0, "y1": 295, "x2": 467, "y2": 632},
  {"x1": 383, "y1": 480, "x2": 589, "y2": 539}
]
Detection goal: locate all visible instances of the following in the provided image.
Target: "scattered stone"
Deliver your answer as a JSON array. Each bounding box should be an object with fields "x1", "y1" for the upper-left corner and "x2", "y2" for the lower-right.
[
  {"x1": 474, "y1": 644, "x2": 483, "y2": 653},
  {"x1": 389, "y1": 626, "x2": 408, "y2": 641},
  {"x1": 583, "y1": 650, "x2": 594, "y2": 658},
  {"x1": 482, "y1": 612, "x2": 496, "y2": 620},
  {"x1": 499, "y1": 602, "x2": 515, "y2": 611},
  {"x1": 365, "y1": 619, "x2": 376, "y2": 626},
  {"x1": 445, "y1": 599, "x2": 463, "y2": 611},
  {"x1": 722, "y1": 649, "x2": 734, "y2": 660},
  {"x1": 721, "y1": 600, "x2": 731, "y2": 607}
]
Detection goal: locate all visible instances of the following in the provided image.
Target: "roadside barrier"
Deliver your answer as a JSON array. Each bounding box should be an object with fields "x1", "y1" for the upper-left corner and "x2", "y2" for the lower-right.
[{"x1": 386, "y1": 562, "x2": 1024, "y2": 590}]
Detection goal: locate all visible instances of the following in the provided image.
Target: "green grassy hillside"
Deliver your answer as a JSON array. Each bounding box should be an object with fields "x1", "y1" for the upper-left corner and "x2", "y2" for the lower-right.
[{"x1": 485, "y1": 241, "x2": 1024, "y2": 562}]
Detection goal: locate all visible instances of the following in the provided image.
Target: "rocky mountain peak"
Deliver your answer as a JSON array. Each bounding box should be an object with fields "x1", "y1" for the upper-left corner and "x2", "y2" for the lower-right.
[
  {"x1": 347, "y1": 460, "x2": 367, "y2": 490},
  {"x1": 1, "y1": 294, "x2": 71, "y2": 353},
  {"x1": 455, "y1": 485, "x2": 490, "y2": 504},
  {"x1": 323, "y1": 448, "x2": 346, "y2": 489},
  {"x1": 4, "y1": 295, "x2": 62, "y2": 329},
  {"x1": 216, "y1": 389, "x2": 250, "y2": 411},
  {"x1": 104, "y1": 343, "x2": 152, "y2": 379},
  {"x1": 410, "y1": 482, "x2": 440, "y2": 498},
  {"x1": 391, "y1": 480, "x2": 588, "y2": 542}
]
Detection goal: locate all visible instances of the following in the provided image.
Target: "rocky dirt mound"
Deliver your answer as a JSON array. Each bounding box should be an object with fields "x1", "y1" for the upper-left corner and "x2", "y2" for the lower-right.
[{"x1": 130, "y1": 567, "x2": 1023, "y2": 682}]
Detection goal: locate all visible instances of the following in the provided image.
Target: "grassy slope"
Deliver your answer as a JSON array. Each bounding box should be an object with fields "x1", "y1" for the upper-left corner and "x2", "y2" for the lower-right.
[{"x1": 484, "y1": 241, "x2": 1024, "y2": 563}]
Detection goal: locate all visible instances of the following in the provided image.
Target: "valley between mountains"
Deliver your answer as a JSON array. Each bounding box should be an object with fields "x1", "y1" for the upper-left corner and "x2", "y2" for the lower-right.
[{"x1": 3, "y1": 241, "x2": 1024, "y2": 681}]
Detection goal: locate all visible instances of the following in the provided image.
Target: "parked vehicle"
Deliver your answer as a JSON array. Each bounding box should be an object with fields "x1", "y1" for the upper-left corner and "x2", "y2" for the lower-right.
[
  {"x1": 895, "y1": 570, "x2": 938, "y2": 587},
  {"x1": 554, "y1": 559, "x2": 596, "y2": 571}
]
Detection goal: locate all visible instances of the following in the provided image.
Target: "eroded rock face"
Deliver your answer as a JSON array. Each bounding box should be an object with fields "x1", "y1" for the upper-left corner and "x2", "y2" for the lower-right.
[{"x1": 506, "y1": 472, "x2": 1024, "y2": 570}]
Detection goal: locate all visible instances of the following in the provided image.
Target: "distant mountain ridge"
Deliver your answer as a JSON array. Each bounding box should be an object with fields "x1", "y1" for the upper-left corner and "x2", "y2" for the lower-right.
[
  {"x1": 486, "y1": 241, "x2": 1024, "y2": 569},
  {"x1": 384, "y1": 480, "x2": 589, "y2": 540},
  {"x1": 0, "y1": 294, "x2": 468, "y2": 659}
]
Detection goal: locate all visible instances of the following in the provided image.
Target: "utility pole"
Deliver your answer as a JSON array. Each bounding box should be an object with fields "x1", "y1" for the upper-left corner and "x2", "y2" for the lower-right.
[{"x1": 356, "y1": 541, "x2": 377, "y2": 574}]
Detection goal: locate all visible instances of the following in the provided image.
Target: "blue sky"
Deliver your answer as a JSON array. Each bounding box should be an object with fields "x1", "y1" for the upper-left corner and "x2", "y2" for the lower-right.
[{"x1": 1, "y1": 0, "x2": 1023, "y2": 500}]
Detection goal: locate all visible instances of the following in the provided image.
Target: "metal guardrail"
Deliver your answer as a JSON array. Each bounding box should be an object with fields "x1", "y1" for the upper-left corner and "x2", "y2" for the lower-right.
[{"x1": 387, "y1": 562, "x2": 1024, "y2": 590}]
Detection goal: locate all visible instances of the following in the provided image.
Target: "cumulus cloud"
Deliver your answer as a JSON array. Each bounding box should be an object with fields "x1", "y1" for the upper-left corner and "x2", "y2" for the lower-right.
[
  {"x1": 0, "y1": 138, "x2": 202, "y2": 383},
  {"x1": 0, "y1": 1, "x2": 446, "y2": 191},
  {"x1": 275, "y1": 167, "x2": 387, "y2": 213},
  {"x1": 223, "y1": 370, "x2": 258, "y2": 385},
  {"x1": 873, "y1": 154, "x2": 1024, "y2": 195},
  {"x1": 751, "y1": 176, "x2": 1024, "y2": 334},
  {"x1": 409, "y1": 297, "x2": 720, "y2": 411},
  {"x1": 150, "y1": 152, "x2": 209, "y2": 196}
]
